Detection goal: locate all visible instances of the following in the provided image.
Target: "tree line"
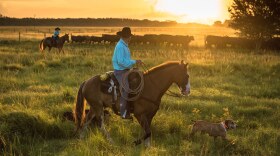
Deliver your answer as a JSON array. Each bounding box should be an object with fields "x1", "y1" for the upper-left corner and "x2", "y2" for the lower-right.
[
  {"x1": 229, "y1": 0, "x2": 280, "y2": 39},
  {"x1": 0, "y1": 17, "x2": 178, "y2": 27}
]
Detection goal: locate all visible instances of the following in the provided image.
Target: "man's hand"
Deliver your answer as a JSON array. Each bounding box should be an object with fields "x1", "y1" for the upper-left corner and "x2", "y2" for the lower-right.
[{"x1": 136, "y1": 60, "x2": 143, "y2": 65}]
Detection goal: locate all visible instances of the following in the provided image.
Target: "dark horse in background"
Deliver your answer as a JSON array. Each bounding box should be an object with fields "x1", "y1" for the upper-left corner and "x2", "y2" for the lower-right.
[
  {"x1": 74, "y1": 60, "x2": 191, "y2": 146},
  {"x1": 39, "y1": 34, "x2": 69, "y2": 54}
]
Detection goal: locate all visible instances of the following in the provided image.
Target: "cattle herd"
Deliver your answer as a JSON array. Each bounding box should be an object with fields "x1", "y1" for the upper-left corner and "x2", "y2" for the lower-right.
[
  {"x1": 71, "y1": 34, "x2": 194, "y2": 47},
  {"x1": 69, "y1": 33, "x2": 279, "y2": 50},
  {"x1": 205, "y1": 35, "x2": 280, "y2": 50}
]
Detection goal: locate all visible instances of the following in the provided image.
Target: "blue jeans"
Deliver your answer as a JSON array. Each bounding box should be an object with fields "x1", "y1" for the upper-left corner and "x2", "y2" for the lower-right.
[{"x1": 114, "y1": 69, "x2": 129, "y2": 117}]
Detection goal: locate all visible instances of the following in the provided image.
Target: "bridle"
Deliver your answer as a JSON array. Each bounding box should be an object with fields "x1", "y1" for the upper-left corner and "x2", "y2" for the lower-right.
[
  {"x1": 140, "y1": 63, "x2": 187, "y2": 98},
  {"x1": 60, "y1": 34, "x2": 69, "y2": 43}
]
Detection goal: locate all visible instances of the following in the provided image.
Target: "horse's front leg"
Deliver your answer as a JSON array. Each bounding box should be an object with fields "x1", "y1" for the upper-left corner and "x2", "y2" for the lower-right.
[
  {"x1": 58, "y1": 47, "x2": 62, "y2": 54},
  {"x1": 60, "y1": 45, "x2": 65, "y2": 54},
  {"x1": 134, "y1": 114, "x2": 152, "y2": 147}
]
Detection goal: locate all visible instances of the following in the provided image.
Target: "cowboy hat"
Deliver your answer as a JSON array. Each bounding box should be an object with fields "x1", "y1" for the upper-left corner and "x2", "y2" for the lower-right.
[
  {"x1": 55, "y1": 27, "x2": 61, "y2": 31},
  {"x1": 116, "y1": 27, "x2": 133, "y2": 38}
]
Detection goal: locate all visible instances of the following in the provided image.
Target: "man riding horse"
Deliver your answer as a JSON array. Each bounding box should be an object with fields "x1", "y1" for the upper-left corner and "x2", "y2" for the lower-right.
[
  {"x1": 52, "y1": 27, "x2": 60, "y2": 46},
  {"x1": 112, "y1": 27, "x2": 143, "y2": 119},
  {"x1": 74, "y1": 27, "x2": 191, "y2": 147},
  {"x1": 39, "y1": 27, "x2": 69, "y2": 54}
]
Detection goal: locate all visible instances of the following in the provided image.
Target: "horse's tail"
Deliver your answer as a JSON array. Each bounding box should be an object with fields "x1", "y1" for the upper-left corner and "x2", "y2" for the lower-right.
[
  {"x1": 39, "y1": 39, "x2": 44, "y2": 52},
  {"x1": 74, "y1": 81, "x2": 86, "y2": 133}
]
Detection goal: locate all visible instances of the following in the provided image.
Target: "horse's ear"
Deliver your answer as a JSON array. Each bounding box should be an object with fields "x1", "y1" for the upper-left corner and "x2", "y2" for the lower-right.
[
  {"x1": 180, "y1": 60, "x2": 188, "y2": 66},
  {"x1": 180, "y1": 60, "x2": 188, "y2": 69},
  {"x1": 180, "y1": 60, "x2": 185, "y2": 64}
]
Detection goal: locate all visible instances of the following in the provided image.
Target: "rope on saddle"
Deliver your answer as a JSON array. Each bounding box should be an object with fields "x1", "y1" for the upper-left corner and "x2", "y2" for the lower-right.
[{"x1": 120, "y1": 68, "x2": 144, "y2": 101}]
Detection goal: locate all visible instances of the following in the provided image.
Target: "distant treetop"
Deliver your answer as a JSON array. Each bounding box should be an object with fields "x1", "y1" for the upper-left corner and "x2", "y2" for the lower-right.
[{"x1": 0, "y1": 17, "x2": 179, "y2": 27}]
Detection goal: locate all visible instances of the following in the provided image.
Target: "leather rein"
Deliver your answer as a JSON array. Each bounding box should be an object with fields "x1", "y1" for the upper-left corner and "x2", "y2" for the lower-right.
[{"x1": 139, "y1": 63, "x2": 184, "y2": 102}]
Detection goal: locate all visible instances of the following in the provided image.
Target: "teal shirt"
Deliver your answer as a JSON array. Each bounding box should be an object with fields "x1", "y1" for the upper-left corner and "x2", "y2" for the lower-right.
[
  {"x1": 53, "y1": 30, "x2": 60, "y2": 37},
  {"x1": 112, "y1": 39, "x2": 136, "y2": 70}
]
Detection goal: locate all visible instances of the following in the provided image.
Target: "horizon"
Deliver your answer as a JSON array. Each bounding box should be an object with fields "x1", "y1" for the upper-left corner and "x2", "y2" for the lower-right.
[
  {"x1": 0, "y1": 0, "x2": 232, "y2": 25},
  {"x1": 0, "y1": 16, "x2": 222, "y2": 26}
]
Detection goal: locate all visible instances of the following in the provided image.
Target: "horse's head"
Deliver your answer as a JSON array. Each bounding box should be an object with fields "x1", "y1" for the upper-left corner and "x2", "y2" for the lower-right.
[
  {"x1": 64, "y1": 34, "x2": 70, "y2": 43},
  {"x1": 190, "y1": 36, "x2": 194, "y2": 41},
  {"x1": 174, "y1": 60, "x2": 191, "y2": 96}
]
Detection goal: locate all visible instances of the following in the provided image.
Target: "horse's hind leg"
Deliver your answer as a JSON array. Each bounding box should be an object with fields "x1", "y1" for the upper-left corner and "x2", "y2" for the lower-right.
[
  {"x1": 41, "y1": 45, "x2": 46, "y2": 59},
  {"x1": 93, "y1": 101, "x2": 114, "y2": 144},
  {"x1": 78, "y1": 106, "x2": 95, "y2": 138},
  {"x1": 48, "y1": 46, "x2": 52, "y2": 53},
  {"x1": 99, "y1": 110, "x2": 114, "y2": 144},
  {"x1": 59, "y1": 47, "x2": 65, "y2": 54},
  {"x1": 43, "y1": 44, "x2": 47, "y2": 51},
  {"x1": 83, "y1": 107, "x2": 95, "y2": 128},
  {"x1": 87, "y1": 101, "x2": 113, "y2": 144}
]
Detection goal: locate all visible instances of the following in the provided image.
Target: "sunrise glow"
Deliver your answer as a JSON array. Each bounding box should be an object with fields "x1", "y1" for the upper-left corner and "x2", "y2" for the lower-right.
[
  {"x1": 0, "y1": 0, "x2": 232, "y2": 25},
  {"x1": 154, "y1": 0, "x2": 228, "y2": 24}
]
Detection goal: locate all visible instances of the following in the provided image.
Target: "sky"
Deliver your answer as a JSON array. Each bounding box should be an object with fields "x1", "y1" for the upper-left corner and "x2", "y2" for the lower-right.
[{"x1": 0, "y1": 0, "x2": 233, "y2": 25}]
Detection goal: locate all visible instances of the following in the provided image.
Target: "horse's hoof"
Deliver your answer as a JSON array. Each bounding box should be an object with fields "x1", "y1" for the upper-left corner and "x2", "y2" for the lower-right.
[
  {"x1": 76, "y1": 130, "x2": 86, "y2": 139},
  {"x1": 108, "y1": 138, "x2": 115, "y2": 145},
  {"x1": 79, "y1": 133, "x2": 85, "y2": 139},
  {"x1": 144, "y1": 138, "x2": 151, "y2": 147}
]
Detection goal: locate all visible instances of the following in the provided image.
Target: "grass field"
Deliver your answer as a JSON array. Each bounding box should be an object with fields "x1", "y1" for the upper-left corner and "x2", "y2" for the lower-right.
[{"x1": 0, "y1": 27, "x2": 280, "y2": 155}]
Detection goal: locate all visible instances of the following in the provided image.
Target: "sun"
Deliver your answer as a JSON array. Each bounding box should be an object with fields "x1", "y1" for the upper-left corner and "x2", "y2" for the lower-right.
[{"x1": 154, "y1": 0, "x2": 226, "y2": 24}]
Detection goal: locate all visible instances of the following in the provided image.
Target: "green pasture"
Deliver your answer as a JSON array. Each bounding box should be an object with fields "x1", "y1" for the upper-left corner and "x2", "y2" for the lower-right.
[{"x1": 0, "y1": 38, "x2": 279, "y2": 155}]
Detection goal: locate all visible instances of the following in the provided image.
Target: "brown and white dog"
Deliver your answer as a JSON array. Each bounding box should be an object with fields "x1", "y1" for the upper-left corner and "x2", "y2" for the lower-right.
[{"x1": 190, "y1": 119, "x2": 237, "y2": 140}]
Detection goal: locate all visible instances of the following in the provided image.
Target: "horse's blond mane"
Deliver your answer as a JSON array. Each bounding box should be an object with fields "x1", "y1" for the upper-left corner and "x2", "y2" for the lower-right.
[{"x1": 144, "y1": 61, "x2": 180, "y2": 74}]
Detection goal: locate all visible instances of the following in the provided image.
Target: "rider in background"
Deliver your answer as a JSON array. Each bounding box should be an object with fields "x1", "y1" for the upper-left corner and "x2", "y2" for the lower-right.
[
  {"x1": 112, "y1": 27, "x2": 143, "y2": 120},
  {"x1": 52, "y1": 27, "x2": 60, "y2": 46}
]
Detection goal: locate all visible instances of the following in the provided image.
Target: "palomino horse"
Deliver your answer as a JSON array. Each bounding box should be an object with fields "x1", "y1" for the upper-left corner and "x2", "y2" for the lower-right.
[
  {"x1": 74, "y1": 60, "x2": 190, "y2": 146},
  {"x1": 39, "y1": 34, "x2": 69, "y2": 54}
]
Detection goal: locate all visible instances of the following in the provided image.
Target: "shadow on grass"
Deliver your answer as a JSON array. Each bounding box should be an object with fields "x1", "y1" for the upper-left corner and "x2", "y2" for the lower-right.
[{"x1": 0, "y1": 112, "x2": 71, "y2": 155}]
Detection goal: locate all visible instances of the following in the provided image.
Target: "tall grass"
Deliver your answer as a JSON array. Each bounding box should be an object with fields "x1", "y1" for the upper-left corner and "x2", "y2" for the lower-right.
[{"x1": 0, "y1": 37, "x2": 279, "y2": 155}]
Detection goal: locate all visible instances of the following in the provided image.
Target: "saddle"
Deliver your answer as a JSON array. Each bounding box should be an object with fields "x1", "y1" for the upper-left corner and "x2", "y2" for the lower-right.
[
  {"x1": 100, "y1": 71, "x2": 120, "y2": 114},
  {"x1": 51, "y1": 36, "x2": 59, "y2": 46},
  {"x1": 100, "y1": 71, "x2": 119, "y2": 95},
  {"x1": 99, "y1": 70, "x2": 142, "y2": 115}
]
